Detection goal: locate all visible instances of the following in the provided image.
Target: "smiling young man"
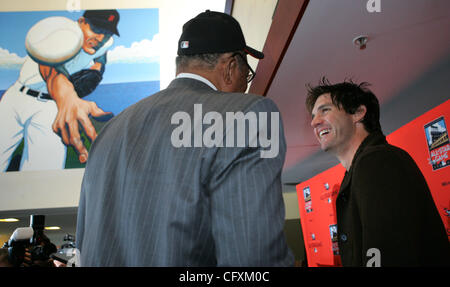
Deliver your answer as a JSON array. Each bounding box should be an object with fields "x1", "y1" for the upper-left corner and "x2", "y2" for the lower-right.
[{"x1": 306, "y1": 78, "x2": 449, "y2": 267}]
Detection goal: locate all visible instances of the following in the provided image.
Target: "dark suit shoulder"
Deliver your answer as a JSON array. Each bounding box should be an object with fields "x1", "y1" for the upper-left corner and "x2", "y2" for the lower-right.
[
  {"x1": 351, "y1": 142, "x2": 428, "y2": 199},
  {"x1": 349, "y1": 143, "x2": 431, "y2": 240},
  {"x1": 354, "y1": 142, "x2": 416, "y2": 170}
]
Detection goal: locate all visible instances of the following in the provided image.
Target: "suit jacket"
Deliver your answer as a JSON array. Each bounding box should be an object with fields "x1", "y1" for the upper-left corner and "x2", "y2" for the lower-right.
[
  {"x1": 336, "y1": 131, "x2": 450, "y2": 266},
  {"x1": 76, "y1": 77, "x2": 294, "y2": 266}
]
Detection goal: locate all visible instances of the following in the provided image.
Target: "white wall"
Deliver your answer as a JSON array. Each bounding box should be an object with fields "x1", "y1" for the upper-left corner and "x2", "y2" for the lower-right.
[{"x1": 231, "y1": 0, "x2": 278, "y2": 80}]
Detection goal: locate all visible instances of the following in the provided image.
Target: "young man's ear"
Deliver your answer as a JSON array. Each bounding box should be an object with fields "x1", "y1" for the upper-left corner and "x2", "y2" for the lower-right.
[{"x1": 353, "y1": 105, "x2": 367, "y2": 124}]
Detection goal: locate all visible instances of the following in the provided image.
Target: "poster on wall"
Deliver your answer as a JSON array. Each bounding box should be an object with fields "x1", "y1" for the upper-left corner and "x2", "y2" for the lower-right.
[
  {"x1": 0, "y1": 8, "x2": 160, "y2": 172},
  {"x1": 387, "y1": 100, "x2": 450, "y2": 238},
  {"x1": 303, "y1": 186, "x2": 313, "y2": 213},
  {"x1": 424, "y1": 116, "x2": 449, "y2": 171},
  {"x1": 297, "y1": 165, "x2": 344, "y2": 267}
]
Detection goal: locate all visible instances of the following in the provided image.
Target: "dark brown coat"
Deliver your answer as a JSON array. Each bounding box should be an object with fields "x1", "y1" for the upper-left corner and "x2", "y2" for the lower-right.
[{"x1": 336, "y1": 131, "x2": 449, "y2": 266}]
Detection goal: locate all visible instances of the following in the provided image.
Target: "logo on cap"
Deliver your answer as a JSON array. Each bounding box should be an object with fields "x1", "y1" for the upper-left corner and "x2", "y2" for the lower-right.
[
  {"x1": 180, "y1": 41, "x2": 189, "y2": 49},
  {"x1": 108, "y1": 15, "x2": 115, "y2": 22}
]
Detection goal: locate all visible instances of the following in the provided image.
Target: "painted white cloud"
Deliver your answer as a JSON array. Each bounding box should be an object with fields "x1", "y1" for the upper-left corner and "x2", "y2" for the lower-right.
[
  {"x1": 0, "y1": 47, "x2": 26, "y2": 69},
  {"x1": 107, "y1": 34, "x2": 160, "y2": 64}
]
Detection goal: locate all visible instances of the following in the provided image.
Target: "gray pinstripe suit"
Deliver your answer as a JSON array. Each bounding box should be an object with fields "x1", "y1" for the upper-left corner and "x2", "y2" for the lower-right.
[{"x1": 76, "y1": 77, "x2": 294, "y2": 266}]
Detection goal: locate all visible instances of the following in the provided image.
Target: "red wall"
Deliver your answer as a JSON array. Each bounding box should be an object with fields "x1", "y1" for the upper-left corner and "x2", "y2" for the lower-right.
[{"x1": 297, "y1": 100, "x2": 450, "y2": 267}]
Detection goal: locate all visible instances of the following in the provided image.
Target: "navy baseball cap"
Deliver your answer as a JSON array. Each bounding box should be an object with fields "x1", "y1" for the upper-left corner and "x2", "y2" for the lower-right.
[
  {"x1": 178, "y1": 10, "x2": 264, "y2": 59},
  {"x1": 83, "y1": 9, "x2": 120, "y2": 36}
]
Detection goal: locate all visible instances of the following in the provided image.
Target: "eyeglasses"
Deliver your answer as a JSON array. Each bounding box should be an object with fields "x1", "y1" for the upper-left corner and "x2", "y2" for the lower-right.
[{"x1": 231, "y1": 53, "x2": 256, "y2": 83}]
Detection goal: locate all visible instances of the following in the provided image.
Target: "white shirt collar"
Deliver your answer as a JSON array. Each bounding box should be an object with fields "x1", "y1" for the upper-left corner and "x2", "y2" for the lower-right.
[{"x1": 176, "y1": 73, "x2": 217, "y2": 91}]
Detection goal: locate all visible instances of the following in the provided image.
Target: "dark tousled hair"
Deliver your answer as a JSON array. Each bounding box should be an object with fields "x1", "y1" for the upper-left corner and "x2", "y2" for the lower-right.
[{"x1": 306, "y1": 77, "x2": 382, "y2": 133}]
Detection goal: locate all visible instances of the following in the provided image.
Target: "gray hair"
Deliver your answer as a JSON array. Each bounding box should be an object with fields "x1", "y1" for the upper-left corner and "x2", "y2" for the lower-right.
[
  {"x1": 175, "y1": 51, "x2": 247, "y2": 72},
  {"x1": 176, "y1": 53, "x2": 223, "y2": 71}
]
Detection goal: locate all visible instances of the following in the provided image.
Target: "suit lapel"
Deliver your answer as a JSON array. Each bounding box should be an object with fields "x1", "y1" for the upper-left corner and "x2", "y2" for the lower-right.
[{"x1": 337, "y1": 131, "x2": 387, "y2": 200}]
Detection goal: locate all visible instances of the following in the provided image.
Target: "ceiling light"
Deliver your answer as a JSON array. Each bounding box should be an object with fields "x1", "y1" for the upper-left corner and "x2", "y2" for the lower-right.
[
  {"x1": 353, "y1": 35, "x2": 368, "y2": 50},
  {"x1": 0, "y1": 218, "x2": 19, "y2": 223},
  {"x1": 44, "y1": 226, "x2": 61, "y2": 230}
]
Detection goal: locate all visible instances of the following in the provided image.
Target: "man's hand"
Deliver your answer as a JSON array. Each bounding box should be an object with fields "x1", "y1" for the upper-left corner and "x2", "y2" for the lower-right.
[{"x1": 22, "y1": 248, "x2": 54, "y2": 267}]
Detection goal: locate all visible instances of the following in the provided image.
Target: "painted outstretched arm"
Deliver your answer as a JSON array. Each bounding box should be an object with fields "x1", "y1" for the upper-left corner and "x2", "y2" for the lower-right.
[{"x1": 40, "y1": 64, "x2": 110, "y2": 163}]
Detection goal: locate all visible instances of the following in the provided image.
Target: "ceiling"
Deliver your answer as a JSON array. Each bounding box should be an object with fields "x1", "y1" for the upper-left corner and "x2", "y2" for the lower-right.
[{"x1": 267, "y1": 0, "x2": 450, "y2": 185}]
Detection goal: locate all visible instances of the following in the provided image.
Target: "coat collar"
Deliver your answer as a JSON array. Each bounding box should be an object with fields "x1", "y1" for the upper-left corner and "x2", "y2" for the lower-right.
[
  {"x1": 176, "y1": 73, "x2": 218, "y2": 90},
  {"x1": 167, "y1": 77, "x2": 218, "y2": 92},
  {"x1": 350, "y1": 130, "x2": 387, "y2": 170},
  {"x1": 339, "y1": 130, "x2": 386, "y2": 195}
]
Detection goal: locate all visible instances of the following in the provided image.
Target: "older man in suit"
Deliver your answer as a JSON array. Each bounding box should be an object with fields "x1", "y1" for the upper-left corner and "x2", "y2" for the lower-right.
[{"x1": 76, "y1": 10, "x2": 294, "y2": 266}]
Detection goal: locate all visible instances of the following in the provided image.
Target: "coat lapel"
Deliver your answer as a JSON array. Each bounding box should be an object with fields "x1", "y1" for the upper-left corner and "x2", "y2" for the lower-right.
[{"x1": 337, "y1": 131, "x2": 386, "y2": 199}]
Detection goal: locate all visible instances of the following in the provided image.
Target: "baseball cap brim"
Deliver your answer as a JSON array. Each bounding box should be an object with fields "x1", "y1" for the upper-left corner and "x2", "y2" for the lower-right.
[
  {"x1": 89, "y1": 18, "x2": 120, "y2": 36},
  {"x1": 244, "y1": 46, "x2": 264, "y2": 59}
]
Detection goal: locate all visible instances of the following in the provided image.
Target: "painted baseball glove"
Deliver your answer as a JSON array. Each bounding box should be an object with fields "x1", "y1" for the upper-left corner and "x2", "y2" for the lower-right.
[{"x1": 69, "y1": 69, "x2": 103, "y2": 98}]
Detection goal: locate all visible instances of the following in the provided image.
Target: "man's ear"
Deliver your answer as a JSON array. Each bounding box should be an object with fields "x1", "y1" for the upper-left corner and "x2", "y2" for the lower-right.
[
  {"x1": 209, "y1": 55, "x2": 231, "y2": 91},
  {"x1": 353, "y1": 105, "x2": 367, "y2": 124},
  {"x1": 224, "y1": 56, "x2": 237, "y2": 85}
]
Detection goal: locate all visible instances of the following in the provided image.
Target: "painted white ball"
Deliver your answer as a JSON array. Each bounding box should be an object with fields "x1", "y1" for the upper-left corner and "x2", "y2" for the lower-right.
[{"x1": 25, "y1": 16, "x2": 83, "y2": 65}]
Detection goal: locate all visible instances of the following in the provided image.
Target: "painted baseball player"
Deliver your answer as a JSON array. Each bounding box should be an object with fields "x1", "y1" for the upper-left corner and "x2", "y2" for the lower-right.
[{"x1": 0, "y1": 10, "x2": 120, "y2": 172}]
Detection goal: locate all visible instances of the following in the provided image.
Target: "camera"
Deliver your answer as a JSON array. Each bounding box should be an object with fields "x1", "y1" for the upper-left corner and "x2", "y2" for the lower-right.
[
  {"x1": 52, "y1": 233, "x2": 77, "y2": 266},
  {"x1": 2, "y1": 215, "x2": 57, "y2": 267}
]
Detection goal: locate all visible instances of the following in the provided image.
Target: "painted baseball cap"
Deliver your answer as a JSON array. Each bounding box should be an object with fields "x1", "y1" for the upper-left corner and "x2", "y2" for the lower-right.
[
  {"x1": 83, "y1": 9, "x2": 120, "y2": 36},
  {"x1": 178, "y1": 10, "x2": 264, "y2": 59}
]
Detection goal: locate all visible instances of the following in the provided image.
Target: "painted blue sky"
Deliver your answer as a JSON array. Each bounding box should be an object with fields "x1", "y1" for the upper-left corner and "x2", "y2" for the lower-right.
[{"x1": 0, "y1": 9, "x2": 159, "y2": 90}]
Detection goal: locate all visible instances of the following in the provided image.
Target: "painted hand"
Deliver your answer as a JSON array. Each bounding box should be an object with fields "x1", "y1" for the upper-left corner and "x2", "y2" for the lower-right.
[{"x1": 52, "y1": 96, "x2": 111, "y2": 163}]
